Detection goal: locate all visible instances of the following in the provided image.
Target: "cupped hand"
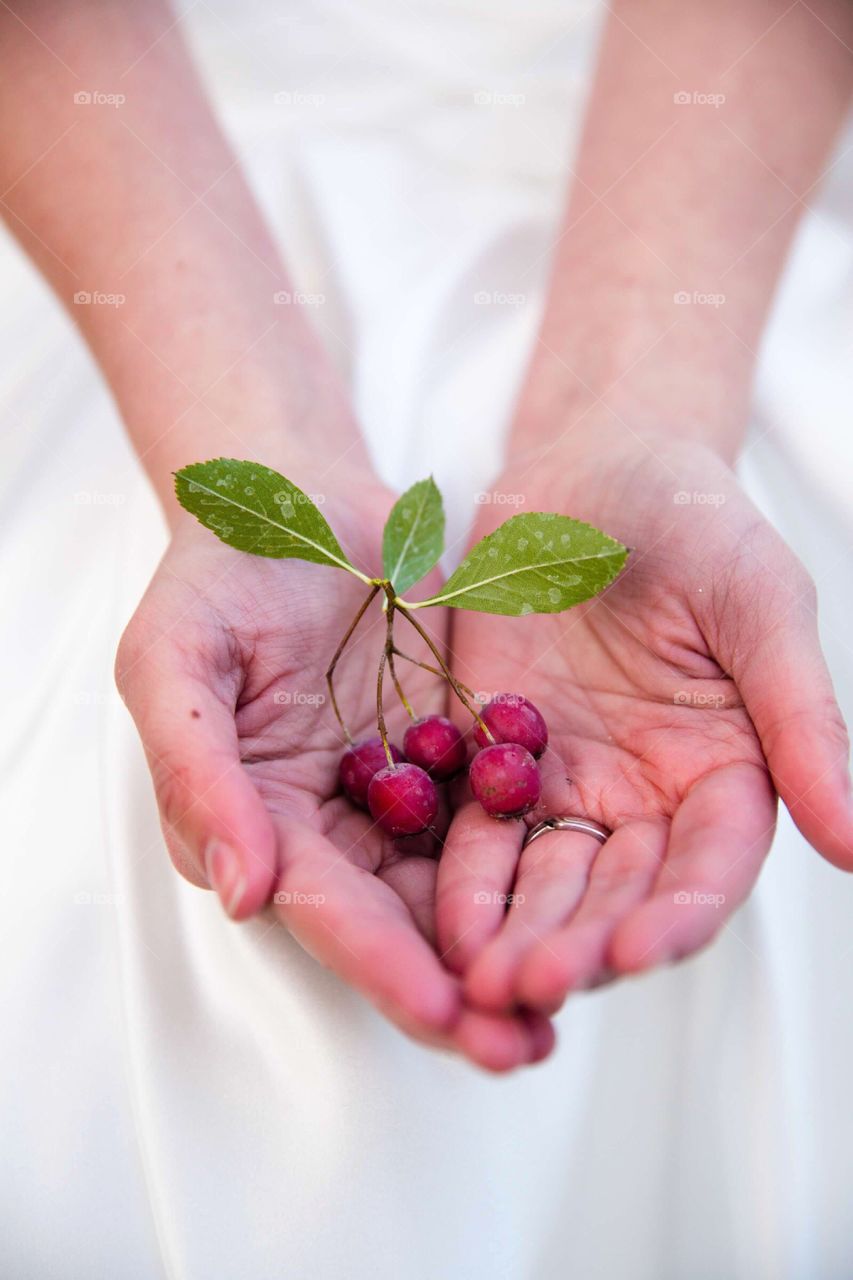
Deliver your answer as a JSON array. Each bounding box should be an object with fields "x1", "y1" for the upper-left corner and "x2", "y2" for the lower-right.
[
  {"x1": 436, "y1": 433, "x2": 853, "y2": 1014},
  {"x1": 116, "y1": 467, "x2": 553, "y2": 1070}
]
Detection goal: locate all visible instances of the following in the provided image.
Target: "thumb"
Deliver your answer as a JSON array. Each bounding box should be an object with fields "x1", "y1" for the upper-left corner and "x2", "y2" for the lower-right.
[
  {"x1": 720, "y1": 559, "x2": 853, "y2": 870},
  {"x1": 115, "y1": 624, "x2": 278, "y2": 918}
]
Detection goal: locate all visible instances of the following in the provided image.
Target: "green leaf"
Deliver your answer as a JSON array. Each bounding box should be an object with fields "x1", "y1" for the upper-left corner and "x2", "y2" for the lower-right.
[
  {"x1": 174, "y1": 458, "x2": 364, "y2": 578},
  {"x1": 407, "y1": 512, "x2": 627, "y2": 616},
  {"x1": 382, "y1": 476, "x2": 445, "y2": 594}
]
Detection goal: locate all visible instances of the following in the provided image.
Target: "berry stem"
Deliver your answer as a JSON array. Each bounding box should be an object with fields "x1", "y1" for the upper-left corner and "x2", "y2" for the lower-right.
[
  {"x1": 392, "y1": 595, "x2": 494, "y2": 742},
  {"x1": 387, "y1": 646, "x2": 417, "y2": 721},
  {"x1": 390, "y1": 646, "x2": 478, "y2": 702},
  {"x1": 325, "y1": 582, "x2": 381, "y2": 745},
  {"x1": 375, "y1": 600, "x2": 397, "y2": 768}
]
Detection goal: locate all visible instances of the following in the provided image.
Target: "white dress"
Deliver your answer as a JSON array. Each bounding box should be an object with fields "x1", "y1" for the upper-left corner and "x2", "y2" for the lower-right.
[{"x1": 1, "y1": 3, "x2": 851, "y2": 1276}]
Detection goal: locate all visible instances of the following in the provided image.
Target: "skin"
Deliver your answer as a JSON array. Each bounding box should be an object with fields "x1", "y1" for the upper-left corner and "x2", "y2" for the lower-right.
[
  {"x1": 436, "y1": 0, "x2": 853, "y2": 1018},
  {"x1": 438, "y1": 430, "x2": 853, "y2": 1012},
  {"x1": 2, "y1": 0, "x2": 851, "y2": 1070},
  {"x1": 0, "y1": 0, "x2": 550, "y2": 1071},
  {"x1": 118, "y1": 496, "x2": 554, "y2": 1068}
]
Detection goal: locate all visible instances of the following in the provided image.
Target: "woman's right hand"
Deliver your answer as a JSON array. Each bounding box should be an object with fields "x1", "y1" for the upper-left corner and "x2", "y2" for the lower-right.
[{"x1": 115, "y1": 470, "x2": 555, "y2": 1071}]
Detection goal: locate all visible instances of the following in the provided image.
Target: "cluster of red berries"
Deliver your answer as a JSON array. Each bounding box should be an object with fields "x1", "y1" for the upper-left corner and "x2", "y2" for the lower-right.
[{"x1": 339, "y1": 694, "x2": 548, "y2": 837}]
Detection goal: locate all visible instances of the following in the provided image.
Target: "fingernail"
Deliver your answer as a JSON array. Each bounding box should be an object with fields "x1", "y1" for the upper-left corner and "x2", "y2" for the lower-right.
[{"x1": 204, "y1": 841, "x2": 248, "y2": 919}]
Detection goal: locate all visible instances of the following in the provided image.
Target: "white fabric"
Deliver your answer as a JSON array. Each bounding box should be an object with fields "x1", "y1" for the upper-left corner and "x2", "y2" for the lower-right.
[{"x1": 1, "y1": 2, "x2": 851, "y2": 1276}]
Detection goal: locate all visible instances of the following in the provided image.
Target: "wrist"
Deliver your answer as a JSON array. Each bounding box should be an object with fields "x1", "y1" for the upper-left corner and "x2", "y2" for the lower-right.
[
  {"x1": 508, "y1": 210, "x2": 765, "y2": 467},
  {"x1": 95, "y1": 311, "x2": 377, "y2": 527},
  {"x1": 495, "y1": 410, "x2": 737, "y2": 545},
  {"x1": 507, "y1": 343, "x2": 747, "y2": 473}
]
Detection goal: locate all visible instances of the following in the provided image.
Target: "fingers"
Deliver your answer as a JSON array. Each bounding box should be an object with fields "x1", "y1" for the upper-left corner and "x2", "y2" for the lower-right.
[
  {"x1": 463, "y1": 826, "x2": 603, "y2": 1012},
  {"x1": 273, "y1": 819, "x2": 554, "y2": 1069},
  {"x1": 274, "y1": 818, "x2": 460, "y2": 1033},
  {"x1": 453, "y1": 1006, "x2": 556, "y2": 1072},
  {"x1": 513, "y1": 819, "x2": 667, "y2": 1012},
  {"x1": 486, "y1": 761, "x2": 772, "y2": 1016},
  {"x1": 116, "y1": 630, "x2": 278, "y2": 919},
  {"x1": 434, "y1": 795, "x2": 526, "y2": 974},
  {"x1": 724, "y1": 567, "x2": 853, "y2": 869},
  {"x1": 608, "y1": 761, "x2": 776, "y2": 971}
]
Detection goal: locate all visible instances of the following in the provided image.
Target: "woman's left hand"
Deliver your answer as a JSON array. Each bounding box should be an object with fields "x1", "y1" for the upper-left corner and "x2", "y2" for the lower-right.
[{"x1": 435, "y1": 431, "x2": 853, "y2": 1014}]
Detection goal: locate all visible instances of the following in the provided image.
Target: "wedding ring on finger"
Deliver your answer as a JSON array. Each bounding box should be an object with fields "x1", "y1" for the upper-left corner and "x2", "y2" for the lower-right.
[{"x1": 523, "y1": 816, "x2": 612, "y2": 849}]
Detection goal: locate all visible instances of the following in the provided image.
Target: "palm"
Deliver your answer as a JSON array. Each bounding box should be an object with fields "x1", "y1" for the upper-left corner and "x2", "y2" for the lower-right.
[
  {"x1": 436, "y1": 439, "x2": 851, "y2": 1014},
  {"x1": 119, "y1": 505, "x2": 554, "y2": 1069},
  {"x1": 473, "y1": 604, "x2": 760, "y2": 822},
  {"x1": 223, "y1": 542, "x2": 448, "y2": 932},
  {"x1": 438, "y1": 571, "x2": 772, "y2": 1011}
]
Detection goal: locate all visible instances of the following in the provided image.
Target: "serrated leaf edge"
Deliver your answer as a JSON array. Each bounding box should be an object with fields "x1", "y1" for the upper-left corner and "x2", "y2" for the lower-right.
[
  {"x1": 406, "y1": 518, "x2": 626, "y2": 609},
  {"x1": 384, "y1": 477, "x2": 443, "y2": 589},
  {"x1": 175, "y1": 466, "x2": 368, "y2": 581}
]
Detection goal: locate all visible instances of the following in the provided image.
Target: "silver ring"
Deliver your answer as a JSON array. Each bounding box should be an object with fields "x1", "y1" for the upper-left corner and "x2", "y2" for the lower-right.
[{"x1": 523, "y1": 816, "x2": 611, "y2": 848}]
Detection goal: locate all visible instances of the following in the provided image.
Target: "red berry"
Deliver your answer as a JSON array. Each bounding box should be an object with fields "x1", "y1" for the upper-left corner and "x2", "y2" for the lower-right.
[
  {"x1": 473, "y1": 693, "x2": 548, "y2": 758},
  {"x1": 339, "y1": 736, "x2": 404, "y2": 810},
  {"x1": 403, "y1": 715, "x2": 467, "y2": 781},
  {"x1": 368, "y1": 762, "x2": 439, "y2": 837},
  {"x1": 469, "y1": 743, "x2": 541, "y2": 818}
]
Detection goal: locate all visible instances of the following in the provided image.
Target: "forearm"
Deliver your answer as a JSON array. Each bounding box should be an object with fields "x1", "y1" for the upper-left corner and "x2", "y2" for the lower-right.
[
  {"x1": 512, "y1": 0, "x2": 853, "y2": 465},
  {"x1": 0, "y1": 1, "x2": 367, "y2": 516}
]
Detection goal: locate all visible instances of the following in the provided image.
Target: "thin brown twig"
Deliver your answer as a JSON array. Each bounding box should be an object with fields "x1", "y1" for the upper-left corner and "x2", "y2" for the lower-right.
[
  {"x1": 325, "y1": 582, "x2": 380, "y2": 744},
  {"x1": 393, "y1": 596, "x2": 494, "y2": 741}
]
